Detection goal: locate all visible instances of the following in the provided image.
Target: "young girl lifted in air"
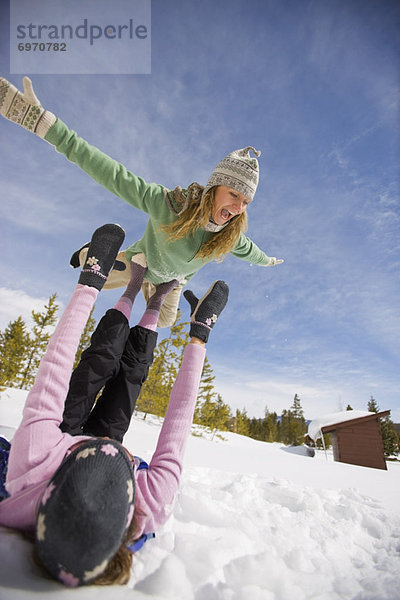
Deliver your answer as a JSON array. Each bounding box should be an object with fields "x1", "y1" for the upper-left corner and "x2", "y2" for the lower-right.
[
  {"x1": 0, "y1": 223, "x2": 229, "y2": 587},
  {"x1": 0, "y1": 76, "x2": 283, "y2": 327}
]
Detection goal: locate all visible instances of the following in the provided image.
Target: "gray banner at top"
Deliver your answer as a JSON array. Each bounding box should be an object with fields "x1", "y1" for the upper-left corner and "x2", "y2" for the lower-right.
[{"x1": 10, "y1": 0, "x2": 151, "y2": 75}]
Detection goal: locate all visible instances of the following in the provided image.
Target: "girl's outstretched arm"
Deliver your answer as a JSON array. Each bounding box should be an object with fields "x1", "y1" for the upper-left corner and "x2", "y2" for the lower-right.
[
  {"x1": 134, "y1": 340, "x2": 206, "y2": 534},
  {"x1": 134, "y1": 281, "x2": 229, "y2": 536},
  {"x1": 6, "y1": 284, "x2": 98, "y2": 496},
  {"x1": 5, "y1": 224, "x2": 125, "y2": 497}
]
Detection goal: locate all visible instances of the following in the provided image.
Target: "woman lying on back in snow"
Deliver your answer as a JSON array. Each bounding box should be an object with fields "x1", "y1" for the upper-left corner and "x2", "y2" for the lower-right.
[
  {"x1": 0, "y1": 76, "x2": 283, "y2": 327},
  {"x1": 0, "y1": 224, "x2": 229, "y2": 587}
]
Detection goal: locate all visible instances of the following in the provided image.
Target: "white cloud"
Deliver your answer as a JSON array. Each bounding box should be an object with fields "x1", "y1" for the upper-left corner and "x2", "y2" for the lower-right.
[
  {"x1": 0, "y1": 287, "x2": 62, "y2": 331},
  {"x1": 213, "y1": 363, "x2": 400, "y2": 423},
  {"x1": 213, "y1": 369, "x2": 342, "y2": 419}
]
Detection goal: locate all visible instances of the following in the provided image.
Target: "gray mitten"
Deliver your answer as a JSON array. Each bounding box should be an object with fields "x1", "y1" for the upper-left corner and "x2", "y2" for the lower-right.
[
  {"x1": 0, "y1": 76, "x2": 56, "y2": 138},
  {"x1": 184, "y1": 280, "x2": 229, "y2": 343}
]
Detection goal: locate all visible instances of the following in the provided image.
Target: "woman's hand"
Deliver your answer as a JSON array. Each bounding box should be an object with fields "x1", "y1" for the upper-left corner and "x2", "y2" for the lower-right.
[
  {"x1": 0, "y1": 76, "x2": 55, "y2": 137},
  {"x1": 264, "y1": 257, "x2": 284, "y2": 266}
]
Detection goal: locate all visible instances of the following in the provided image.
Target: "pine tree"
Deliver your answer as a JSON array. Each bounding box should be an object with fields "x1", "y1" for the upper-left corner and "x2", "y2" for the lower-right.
[
  {"x1": 366, "y1": 396, "x2": 399, "y2": 457},
  {"x1": 197, "y1": 394, "x2": 232, "y2": 438},
  {"x1": 192, "y1": 353, "x2": 233, "y2": 436},
  {"x1": 367, "y1": 395, "x2": 379, "y2": 413},
  {"x1": 380, "y1": 416, "x2": 399, "y2": 457},
  {"x1": 247, "y1": 406, "x2": 279, "y2": 443},
  {"x1": 346, "y1": 404, "x2": 353, "y2": 411},
  {"x1": 136, "y1": 336, "x2": 175, "y2": 418},
  {"x1": 0, "y1": 317, "x2": 30, "y2": 390},
  {"x1": 212, "y1": 394, "x2": 232, "y2": 433},
  {"x1": 249, "y1": 417, "x2": 264, "y2": 441},
  {"x1": 316, "y1": 433, "x2": 332, "y2": 450},
  {"x1": 195, "y1": 356, "x2": 216, "y2": 422},
  {"x1": 265, "y1": 409, "x2": 279, "y2": 443},
  {"x1": 235, "y1": 408, "x2": 250, "y2": 436},
  {"x1": 280, "y1": 394, "x2": 307, "y2": 445},
  {"x1": 196, "y1": 396, "x2": 215, "y2": 428},
  {"x1": 291, "y1": 393, "x2": 304, "y2": 419},
  {"x1": 73, "y1": 306, "x2": 96, "y2": 369},
  {"x1": 18, "y1": 293, "x2": 59, "y2": 390},
  {"x1": 291, "y1": 394, "x2": 307, "y2": 444},
  {"x1": 280, "y1": 409, "x2": 294, "y2": 445}
]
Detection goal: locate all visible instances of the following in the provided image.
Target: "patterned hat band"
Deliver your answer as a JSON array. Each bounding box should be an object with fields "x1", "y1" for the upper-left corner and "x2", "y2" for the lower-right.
[
  {"x1": 203, "y1": 146, "x2": 261, "y2": 201},
  {"x1": 35, "y1": 439, "x2": 135, "y2": 587}
]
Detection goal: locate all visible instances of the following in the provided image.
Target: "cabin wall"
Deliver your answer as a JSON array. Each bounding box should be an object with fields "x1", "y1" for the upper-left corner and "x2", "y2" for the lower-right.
[{"x1": 334, "y1": 420, "x2": 387, "y2": 470}]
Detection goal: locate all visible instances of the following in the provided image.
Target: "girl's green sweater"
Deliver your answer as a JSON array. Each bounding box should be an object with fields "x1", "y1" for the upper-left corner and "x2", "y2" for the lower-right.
[{"x1": 45, "y1": 119, "x2": 271, "y2": 285}]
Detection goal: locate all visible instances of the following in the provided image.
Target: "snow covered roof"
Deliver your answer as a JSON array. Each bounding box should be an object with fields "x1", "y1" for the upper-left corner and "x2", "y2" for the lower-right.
[{"x1": 307, "y1": 410, "x2": 375, "y2": 441}]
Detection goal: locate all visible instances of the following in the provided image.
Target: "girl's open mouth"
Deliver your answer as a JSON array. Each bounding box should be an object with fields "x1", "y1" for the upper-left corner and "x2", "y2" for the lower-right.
[{"x1": 221, "y1": 208, "x2": 234, "y2": 221}]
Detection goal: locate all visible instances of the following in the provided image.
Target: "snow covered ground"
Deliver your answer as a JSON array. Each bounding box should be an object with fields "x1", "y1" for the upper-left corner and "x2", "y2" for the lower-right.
[{"x1": 1, "y1": 387, "x2": 399, "y2": 600}]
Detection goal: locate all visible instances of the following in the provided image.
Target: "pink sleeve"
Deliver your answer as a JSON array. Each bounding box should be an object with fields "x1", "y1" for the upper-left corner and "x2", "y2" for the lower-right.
[
  {"x1": 134, "y1": 343, "x2": 206, "y2": 534},
  {"x1": 6, "y1": 285, "x2": 98, "y2": 493}
]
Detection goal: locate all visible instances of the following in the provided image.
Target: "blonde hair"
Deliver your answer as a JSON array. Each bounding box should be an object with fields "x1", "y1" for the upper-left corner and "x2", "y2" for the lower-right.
[{"x1": 162, "y1": 187, "x2": 248, "y2": 262}]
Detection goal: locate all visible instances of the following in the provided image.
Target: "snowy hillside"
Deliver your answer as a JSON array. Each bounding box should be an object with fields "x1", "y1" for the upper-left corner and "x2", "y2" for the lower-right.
[{"x1": 1, "y1": 387, "x2": 399, "y2": 600}]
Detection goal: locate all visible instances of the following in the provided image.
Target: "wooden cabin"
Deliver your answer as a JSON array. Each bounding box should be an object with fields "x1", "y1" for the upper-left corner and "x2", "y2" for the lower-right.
[{"x1": 320, "y1": 411, "x2": 390, "y2": 470}]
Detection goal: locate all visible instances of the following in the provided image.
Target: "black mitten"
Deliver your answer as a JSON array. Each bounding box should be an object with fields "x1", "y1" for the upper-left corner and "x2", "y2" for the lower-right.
[
  {"x1": 71, "y1": 243, "x2": 126, "y2": 271},
  {"x1": 183, "y1": 280, "x2": 229, "y2": 343},
  {"x1": 78, "y1": 224, "x2": 125, "y2": 291}
]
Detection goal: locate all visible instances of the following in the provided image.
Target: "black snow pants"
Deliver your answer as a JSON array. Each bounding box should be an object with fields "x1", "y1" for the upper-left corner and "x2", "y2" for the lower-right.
[{"x1": 60, "y1": 309, "x2": 158, "y2": 443}]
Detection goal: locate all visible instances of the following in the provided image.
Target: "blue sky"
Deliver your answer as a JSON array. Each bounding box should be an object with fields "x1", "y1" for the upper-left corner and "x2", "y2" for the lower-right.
[{"x1": 1, "y1": 0, "x2": 399, "y2": 421}]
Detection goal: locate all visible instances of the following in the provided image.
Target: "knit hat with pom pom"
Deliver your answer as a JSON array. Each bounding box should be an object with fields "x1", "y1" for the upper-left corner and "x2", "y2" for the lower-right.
[{"x1": 203, "y1": 146, "x2": 261, "y2": 201}]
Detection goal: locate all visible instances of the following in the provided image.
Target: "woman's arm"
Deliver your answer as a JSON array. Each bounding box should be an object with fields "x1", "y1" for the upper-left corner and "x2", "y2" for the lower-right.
[
  {"x1": 46, "y1": 119, "x2": 167, "y2": 214},
  {"x1": 231, "y1": 233, "x2": 284, "y2": 266},
  {"x1": 0, "y1": 77, "x2": 167, "y2": 215},
  {"x1": 231, "y1": 232, "x2": 271, "y2": 264}
]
